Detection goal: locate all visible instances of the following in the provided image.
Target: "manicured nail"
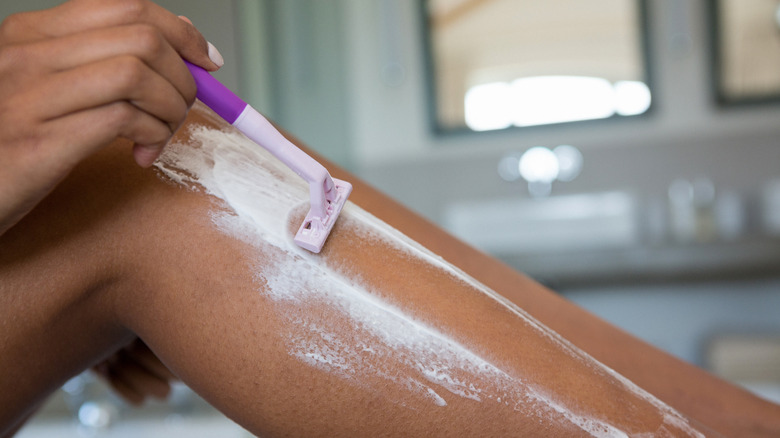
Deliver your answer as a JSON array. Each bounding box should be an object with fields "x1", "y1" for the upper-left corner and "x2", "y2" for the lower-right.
[{"x1": 207, "y1": 41, "x2": 224, "y2": 68}]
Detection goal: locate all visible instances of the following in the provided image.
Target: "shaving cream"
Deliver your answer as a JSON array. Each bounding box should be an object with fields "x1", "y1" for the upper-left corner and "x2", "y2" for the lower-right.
[{"x1": 154, "y1": 119, "x2": 704, "y2": 438}]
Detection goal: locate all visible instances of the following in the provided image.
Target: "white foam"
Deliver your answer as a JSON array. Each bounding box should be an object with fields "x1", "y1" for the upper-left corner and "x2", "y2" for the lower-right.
[{"x1": 154, "y1": 121, "x2": 704, "y2": 437}]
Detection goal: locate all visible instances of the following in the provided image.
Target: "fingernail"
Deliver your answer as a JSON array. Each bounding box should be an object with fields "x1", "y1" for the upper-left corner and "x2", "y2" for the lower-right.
[
  {"x1": 133, "y1": 144, "x2": 163, "y2": 168},
  {"x1": 207, "y1": 41, "x2": 224, "y2": 68},
  {"x1": 178, "y1": 15, "x2": 193, "y2": 25}
]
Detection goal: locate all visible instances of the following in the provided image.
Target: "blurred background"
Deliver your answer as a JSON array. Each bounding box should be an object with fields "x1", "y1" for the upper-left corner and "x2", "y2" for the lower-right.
[{"x1": 3, "y1": 0, "x2": 780, "y2": 436}]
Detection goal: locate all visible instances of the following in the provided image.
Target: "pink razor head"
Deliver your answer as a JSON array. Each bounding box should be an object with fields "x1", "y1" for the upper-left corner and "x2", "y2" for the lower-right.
[
  {"x1": 185, "y1": 61, "x2": 352, "y2": 253},
  {"x1": 294, "y1": 176, "x2": 352, "y2": 253}
]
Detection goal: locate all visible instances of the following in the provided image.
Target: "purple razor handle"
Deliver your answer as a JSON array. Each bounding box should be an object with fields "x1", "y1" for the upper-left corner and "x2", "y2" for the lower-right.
[{"x1": 184, "y1": 61, "x2": 352, "y2": 253}]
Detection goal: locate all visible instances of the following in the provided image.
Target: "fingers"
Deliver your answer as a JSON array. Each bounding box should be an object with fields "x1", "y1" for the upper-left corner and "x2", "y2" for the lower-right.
[
  {"x1": 37, "y1": 101, "x2": 175, "y2": 170},
  {"x1": 14, "y1": 57, "x2": 186, "y2": 169},
  {"x1": 97, "y1": 361, "x2": 171, "y2": 406},
  {"x1": 125, "y1": 339, "x2": 177, "y2": 382},
  {"x1": 9, "y1": 32, "x2": 197, "y2": 168},
  {"x1": 0, "y1": 0, "x2": 221, "y2": 71},
  {"x1": 93, "y1": 340, "x2": 176, "y2": 406},
  {"x1": 19, "y1": 24, "x2": 197, "y2": 105},
  {"x1": 0, "y1": 0, "x2": 224, "y2": 233},
  {"x1": 38, "y1": 55, "x2": 188, "y2": 129},
  {"x1": 93, "y1": 362, "x2": 145, "y2": 406},
  {"x1": 0, "y1": 20, "x2": 203, "y2": 170}
]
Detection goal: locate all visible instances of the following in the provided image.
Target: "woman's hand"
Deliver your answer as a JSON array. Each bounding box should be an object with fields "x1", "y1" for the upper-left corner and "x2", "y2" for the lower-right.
[
  {"x1": 0, "y1": 0, "x2": 222, "y2": 236},
  {"x1": 92, "y1": 339, "x2": 178, "y2": 405}
]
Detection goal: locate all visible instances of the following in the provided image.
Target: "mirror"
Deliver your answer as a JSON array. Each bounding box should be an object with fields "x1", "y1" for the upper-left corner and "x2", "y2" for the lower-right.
[
  {"x1": 712, "y1": 0, "x2": 780, "y2": 104},
  {"x1": 423, "y1": 0, "x2": 652, "y2": 132}
]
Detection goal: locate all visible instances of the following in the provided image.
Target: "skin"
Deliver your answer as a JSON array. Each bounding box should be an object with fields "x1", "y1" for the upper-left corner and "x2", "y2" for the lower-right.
[
  {"x1": 1, "y1": 1, "x2": 779, "y2": 436},
  {"x1": 363, "y1": 171, "x2": 780, "y2": 437},
  {"x1": 0, "y1": 0, "x2": 214, "y2": 432},
  {"x1": 0, "y1": 110, "x2": 691, "y2": 437},
  {"x1": 0, "y1": 0, "x2": 220, "y2": 236},
  {"x1": 0, "y1": 108, "x2": 777, "y2": 437},
  {"x1": 359, "y1": 166, "x2": 780, "y2": 435}
]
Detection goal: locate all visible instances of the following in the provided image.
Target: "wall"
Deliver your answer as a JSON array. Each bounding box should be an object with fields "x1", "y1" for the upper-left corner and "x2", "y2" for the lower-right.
[
  {"x1": 333, "y1": 0, "x2": 780, "y2": 285},
  {"x1": 342, "y1": 0, "x2": 780, "y2": 208}
]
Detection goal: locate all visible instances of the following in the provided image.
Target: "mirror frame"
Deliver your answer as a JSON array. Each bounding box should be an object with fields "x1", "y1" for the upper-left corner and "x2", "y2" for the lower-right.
[
  {"x1": 708, "y1": 0, "x2": 780, "y2": 106},
  {"x1": 420, "y1": 0, "x2": 655, "y2": 136}
]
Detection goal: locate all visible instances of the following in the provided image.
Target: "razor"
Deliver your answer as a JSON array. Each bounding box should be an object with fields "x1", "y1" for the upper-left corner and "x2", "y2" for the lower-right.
[{"x1": 184, "y1": 61, "x2": 352, "y2": 253}]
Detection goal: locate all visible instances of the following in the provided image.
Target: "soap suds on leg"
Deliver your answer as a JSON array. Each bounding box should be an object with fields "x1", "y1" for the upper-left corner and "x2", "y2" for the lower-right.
[{"x1": 154, "y1": 123, "x2": 703, "y2": 438}]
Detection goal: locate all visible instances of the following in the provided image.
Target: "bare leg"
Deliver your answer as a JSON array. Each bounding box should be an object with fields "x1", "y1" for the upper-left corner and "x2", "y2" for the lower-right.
[
  {"x1": 1, "y1": 107, "x2": 777, "y2": 436},
  {"x1": 349, "y1": 168, "x2": 780, "y2": 437},
  {"x1": 337, "y1": 135, "x2": 780, "y2": 437}
]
